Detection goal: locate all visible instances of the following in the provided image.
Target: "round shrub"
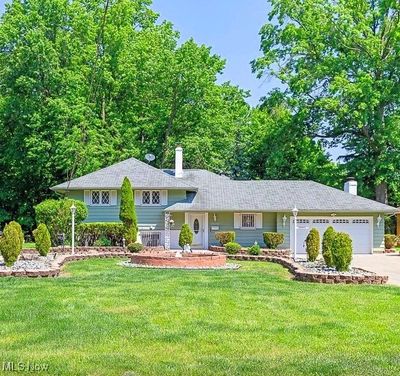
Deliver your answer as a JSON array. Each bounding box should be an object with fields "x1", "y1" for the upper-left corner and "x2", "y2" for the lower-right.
[
  {"x1": 225, "y1": 242, "x2": 241, "y2": 254},
  {"x1": 94, "y1": 236, "x2": 112, "y2": 247},
  {"x1": 248, "y1": 242, "x2": 261, "y2": 255},
  {"x1": 179, "y1": 224, "x2": 193, "y2": 249},
  {"x1": 306, "y1": 228, "x2": 320, "y2": 262},
  {"x1": 215, "y1": 231, "x2": 235, "y2": 246},
  {"x1": 332, "y1": 232, "x2": 353, "y2": 271},
  {"x1": 33, "y1": 223, "x2": 51, "y2": 256},
  {"x1": 0, "y1": 223, "x2": 23, "y2": 266},
  {"x1": 263, "y1": 232, "x2": 284, "y2": 249},
  {"x1": 127, "y1": 242, "x2": 144, "y2": 253},
  {"x1": 322, "y1": 226, "x2": 335, "y2": 267},
  {"x1": 384, "y1": 234, "x2": 397, "y2": 250}
]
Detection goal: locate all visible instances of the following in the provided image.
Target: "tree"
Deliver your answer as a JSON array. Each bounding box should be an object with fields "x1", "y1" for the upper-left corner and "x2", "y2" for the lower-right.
[
  {"x1": 119, "y1": 177, "x2": 138, "y2": 244},
  {"x1": 306, "y1": 228, "x2": 320, "y2": 262},
  {"x1": 0, "y1": 222, "x2": 22, "y2": 266},
  {"x1": 322, "y1": 226, "x2": 335, "y2": 267},
  {"x1": 253, "y1": 0, "x2": 400, "y2": 204}
]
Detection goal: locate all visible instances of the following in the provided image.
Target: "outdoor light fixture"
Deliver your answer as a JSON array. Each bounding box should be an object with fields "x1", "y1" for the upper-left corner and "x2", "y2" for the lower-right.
[
  {"x1": 213, "y1": 213, "x2": 217, "y2": 222},
  {"x1": 292, "y1": 207, "x2": 298, "y2": 260},
  {"x1": 70, "y1": 204, "x2": 76, "y2": 255},
  {"x1": 282, "y1": 214, "x2": 287, "y2": 227},
  {"x1": 377, "y1": 215, "x2": 382, "y2": 228}
]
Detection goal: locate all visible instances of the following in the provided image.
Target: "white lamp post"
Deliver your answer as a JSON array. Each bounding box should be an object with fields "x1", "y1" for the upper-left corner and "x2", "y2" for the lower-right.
[
  {"x1": 292, "y1": 206, "x2": 299, "y2": 260},
  {"x1": 70, "y1": 204, "x2": 76, "y2": 255}
]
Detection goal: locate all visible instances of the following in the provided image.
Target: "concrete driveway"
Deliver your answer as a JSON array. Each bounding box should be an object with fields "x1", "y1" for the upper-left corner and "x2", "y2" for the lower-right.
[{"x1": 352, "y1": 254, "x2": 400, "y2": 286}]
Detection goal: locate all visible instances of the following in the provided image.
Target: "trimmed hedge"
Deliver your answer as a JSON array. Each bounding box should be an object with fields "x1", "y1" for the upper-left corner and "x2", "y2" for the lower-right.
[
  {"x1": 215, "y1": 231, "x2": 235, "y2": 246},
  {"x1": 306, "y1": 228, "x2": 320, "y2": 262},
  {"x1": 248, "y1": 242, "x2": 261, "y2": 255},
  {"x1": 33, "y1": 223, "x2": 51, "y2": 256},
  {"x1": 263, "y1": 232, "x2": 284, "y2": 249},
  {"x1": 332, "y1": 232, "x2": 353, "y2": 271},
  {"x1": 322, "y1": 226, "x2": 335, "y2": 267},
  {"x1": 35, "y1": 198, "x2": 88, "y2": 245},
  {"x1": 127, "y1": 242, "x2": 144, "y2": 253},
  {"x1": 384, "y1": 234, "x2": 397, "y2": 250},
  {"x1": 0, "y1": 222, "x2": 23, "y2": 266},
  {"x1": 179, "y1": 224, "x2": 193, "y2": 249},
  {"x1": 76, "y1": 222, "x2": 124, "y2": 246},
  {"x1": 225, "y1": 242, "x2": 241, "y2": 254}
]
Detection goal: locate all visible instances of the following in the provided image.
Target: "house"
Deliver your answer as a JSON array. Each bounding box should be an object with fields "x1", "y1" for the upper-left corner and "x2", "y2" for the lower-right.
[{"x1": 52, "y1": 147, "x2": 397, "y2": 253}]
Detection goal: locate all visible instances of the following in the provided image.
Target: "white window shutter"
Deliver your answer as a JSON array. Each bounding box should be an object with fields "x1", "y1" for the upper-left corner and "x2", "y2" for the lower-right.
[
  {"x1": 161, "y1": 190, "x2": 168, "y2": 205},
  {"x1": 110, "y1": 190, "x2": 117, "y2": 205},
  {"x1": 256, "y1": 213, "x2": 263, "y2": 229},
  {"x1": 134, "y1": 190, "x2": 142, "y2": 206},
  {"x1": 84, "y1": 190, "x2": 91, "y2": 205},
  {"x1": 234, "y1": 213, "x2": 241, "y2": 229}
]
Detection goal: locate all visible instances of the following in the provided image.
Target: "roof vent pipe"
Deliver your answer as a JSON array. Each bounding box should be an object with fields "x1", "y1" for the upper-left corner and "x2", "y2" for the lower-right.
[
  {"x1": 344, "y1": 177, "x2": 357, "y2": 195},
  {"x1": 175, "y1": 146, "x2": 183, "y2": 178}
]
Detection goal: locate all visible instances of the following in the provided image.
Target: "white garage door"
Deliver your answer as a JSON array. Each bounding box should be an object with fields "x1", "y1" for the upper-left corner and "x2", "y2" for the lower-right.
[{"x1": 290, "y1": 217, "x2": 372, "y2": 255}]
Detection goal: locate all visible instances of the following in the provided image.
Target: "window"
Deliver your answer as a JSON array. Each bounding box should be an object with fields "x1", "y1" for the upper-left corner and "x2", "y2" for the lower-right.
[
  {"x1": 241, "y1": 214, "x2": 255, "y2": 229},
  {"x1": 193, "y1": 219, "x2": 200, "y2": 234},
  {"x1": 142, "y1": 190, "x2": 161, "y2": 205},
  {"x1": 333, "y1": 219, "x2": 349, "y2": 224},
  {"x1": 91, "y1": 190, "x2": 111, "y2": 206}
]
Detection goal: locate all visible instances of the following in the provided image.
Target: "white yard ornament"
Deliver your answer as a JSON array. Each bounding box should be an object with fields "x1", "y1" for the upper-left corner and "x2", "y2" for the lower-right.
[
  {"x1": 183, "y1": 244, "x2": 191, "y2": 253},
  {"x1": 175, "y1": 249, "x2": 183, "y2": 258}
]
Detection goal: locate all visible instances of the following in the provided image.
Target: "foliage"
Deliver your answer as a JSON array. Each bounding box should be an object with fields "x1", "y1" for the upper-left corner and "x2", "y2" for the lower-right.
[
  {"x1": 263, "y1": 232, "x2": 284, "y2": 249},
  {"x1": 384, "y1": 234, "x2": 397, "y2": 250},
  {"x1": 253, "y1": 0, "x2": 400, "y2": 205},
  {"x1": 76, "y1": 222, "x2": 124, "y2": 247},
  {"x1": 119, "y1": 177, "x2": 138, "y2": 244},
  {"x1": 322, "y1": 226, "x2": 335, "y2": 267},
  {"x1": 332, "y1": 232, "x2": 353, "y2": 272},
  {"x1": 0, "y1": 0, "x2": 249, "y2": 227},
  {"x1": 215, "y1": 231, "x2": 236, "y2": 246},
  {"x1": 248, "y1": 242, "x2": 261, "y2": 255},
  {"x1": 225, "y1": 242, "x2": 241, "y2": 255},
  {"x1": 179, "y1": 224, "x2": 193, "y2": 249},
  {"x1": 0, "y1": 222, "x2": 22, "y2": 266},
  {"x1": 306, "y1": 228, "x2": 320, "y2": 262},
  {"x1": 127, "y1": 243, "x2": 144, "y2": 253},
  {"x1": 35, "y1": 199, "x2": 88, "y2": 245},
  {"x1": 8, "y1": 221, "x2": 24, "y2": 250},
  {"x1": 33, "y1": 223, "x2": 51, "y2": 256},
  {"x1": 93, "y1": 236, "x2": 112, "y2": 247}
]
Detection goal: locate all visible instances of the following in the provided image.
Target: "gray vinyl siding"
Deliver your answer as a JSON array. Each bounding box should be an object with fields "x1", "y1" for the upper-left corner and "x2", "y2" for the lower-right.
[
  {"x1": 208, "y1": 212, "x2": 277, "y2": 247},
  {"x1": 276, "y1": 212, "x2": 385, "y2": 250},
  {"x1": 66, "y1": 189, "x2": 187, "y2": 230}
]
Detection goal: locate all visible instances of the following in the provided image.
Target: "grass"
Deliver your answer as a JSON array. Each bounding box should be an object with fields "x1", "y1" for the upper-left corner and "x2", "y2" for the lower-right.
[
  {"x1": 22, "y1": 242, "x2": 35, "y2": 249},
  {"x1": 0, "y1": 259, "x2": 399, "y2": 376}
]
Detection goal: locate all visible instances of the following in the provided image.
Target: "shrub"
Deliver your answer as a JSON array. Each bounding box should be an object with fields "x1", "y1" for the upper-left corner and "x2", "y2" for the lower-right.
[
  {"x1": 35, "y1": 199, "x2": 88, "y2": 245},
  {"x1": 248, "y1": 242, "x2": 261, "y2": 255},
  {"x1": 0, "y1": 223, "x2": 22, "y2": 266},
  {"x1": 76, "y1": 222, "x2": 124, "y2": 246},
  {"x1": 384, "y1": 234, "x2": 397, "y2": 250},
  {"x1": 127, "y1": 242, "x2": 144, "y2": 253},
  {"x1": 263, "y1": 232, "x2": 284, "y2": 249},
  {"x1": 322, "y1": 226, "x2": 335, "y2": 267},
  {"x1": 225, "y1": 242, "x2": 241, "y2": 254},
  {"x1": 215, "y1": 231, "x2": 235, "y2": 246},
  {"x1": 306, "y1": 228, "x2": 320, "y2": 262},
  {"x1": 179, "y1": 224, "x2": 193, "y2": 249},
  {"x1": 94, "y1": 236, "x2": 112, "y2": 247},
  {"x1": 332, "y1": 232, "x2": 353, "y2": 271},
  {"x1": 119, "y1": 177, "x2": 138, "y2": 244},
  {"x1": 33, "y1": 224, "x2": 51, "y2": 256},
  {"x1": 7, "y1": 221, "x2": 24, "y2": 249}
]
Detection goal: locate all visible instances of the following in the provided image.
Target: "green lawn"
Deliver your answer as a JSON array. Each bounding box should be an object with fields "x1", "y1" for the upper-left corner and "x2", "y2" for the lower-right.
[
  {"x1": 0, "y1": 259, "x2": 399, "y2": 376},
  {"x1": 22, "y1": 242, "x2": 35, "y2": 249}
]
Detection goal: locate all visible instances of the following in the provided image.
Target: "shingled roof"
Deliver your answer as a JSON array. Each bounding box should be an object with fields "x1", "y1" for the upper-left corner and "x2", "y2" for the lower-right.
[
  {"x1": 164, "y1": 170, "x2": 397, "y2": 213},
  {"x1": 51, "y1": 158, "x2": 196, "y2": 191}
]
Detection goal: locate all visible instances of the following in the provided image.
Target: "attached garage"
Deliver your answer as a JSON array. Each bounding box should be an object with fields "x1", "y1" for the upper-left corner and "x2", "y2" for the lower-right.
[{"x1": 290, "y1": 216, "x2": 373, "y2": 254}]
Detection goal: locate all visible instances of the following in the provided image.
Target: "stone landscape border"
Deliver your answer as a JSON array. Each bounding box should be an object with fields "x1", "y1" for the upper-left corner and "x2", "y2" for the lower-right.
[{"x1": 227, "y1": 254, "x2": 389, "y2": 284}]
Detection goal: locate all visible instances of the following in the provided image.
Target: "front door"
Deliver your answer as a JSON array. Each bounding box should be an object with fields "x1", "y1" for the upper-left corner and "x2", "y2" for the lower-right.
[{"x1": 188, "y1": 213, "x2": 204, "y2": 248}]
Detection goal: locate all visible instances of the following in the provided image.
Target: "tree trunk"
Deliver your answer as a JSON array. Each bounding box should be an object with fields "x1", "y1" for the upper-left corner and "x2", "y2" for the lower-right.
[{"x1": 375, "y1": 181, "x2": 388, "y2": 204}]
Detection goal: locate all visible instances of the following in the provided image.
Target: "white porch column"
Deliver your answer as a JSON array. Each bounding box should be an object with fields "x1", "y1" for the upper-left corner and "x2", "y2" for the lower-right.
[{"x1": 164, "y1": 212, "x2": 171, "y2": 250}]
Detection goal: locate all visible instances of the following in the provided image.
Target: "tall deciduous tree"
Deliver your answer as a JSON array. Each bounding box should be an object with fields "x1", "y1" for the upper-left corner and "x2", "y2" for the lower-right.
[{"x1": 253, "y1": 0, "x2": 400, "y2": 204}]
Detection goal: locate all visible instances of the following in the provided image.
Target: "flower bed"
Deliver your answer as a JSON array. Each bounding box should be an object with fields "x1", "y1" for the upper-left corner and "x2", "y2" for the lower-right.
[{"x1": 209, "y1": 245, "x2": 290, "y2": 258}]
